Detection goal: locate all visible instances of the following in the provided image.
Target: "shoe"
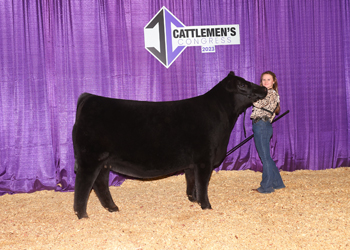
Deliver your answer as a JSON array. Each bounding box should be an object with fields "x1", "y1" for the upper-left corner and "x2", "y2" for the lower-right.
[{"x1": 252, "y1": 188, "x2": 274, "y2": 193}]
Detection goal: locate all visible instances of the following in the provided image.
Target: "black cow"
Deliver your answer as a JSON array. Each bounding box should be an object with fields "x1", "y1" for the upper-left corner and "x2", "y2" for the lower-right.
[{"x1": 72, "y1": 71, "x2": 267, "y2": 219}]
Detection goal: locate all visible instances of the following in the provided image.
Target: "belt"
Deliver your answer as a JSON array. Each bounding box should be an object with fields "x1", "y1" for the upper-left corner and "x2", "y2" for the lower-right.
[{"x1": 252, "y1": 116, "x2": 270, "y2": 124}]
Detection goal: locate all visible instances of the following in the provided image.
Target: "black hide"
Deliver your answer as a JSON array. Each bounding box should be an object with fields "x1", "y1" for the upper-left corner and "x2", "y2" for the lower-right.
[{"x1": 72, "y1": 71, "x2": 267, "y2": 219}]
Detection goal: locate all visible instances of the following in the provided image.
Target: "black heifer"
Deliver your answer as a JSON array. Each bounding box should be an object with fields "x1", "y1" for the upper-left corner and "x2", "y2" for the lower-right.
[{"x1": 72, "y1": 71, "x2": 267, "y2": 219}]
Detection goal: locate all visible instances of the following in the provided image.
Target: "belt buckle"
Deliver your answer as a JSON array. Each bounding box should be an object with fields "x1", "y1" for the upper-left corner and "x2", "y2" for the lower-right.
[{"x1": 253, "y1": 118, "x2": 261, "y2": 124}]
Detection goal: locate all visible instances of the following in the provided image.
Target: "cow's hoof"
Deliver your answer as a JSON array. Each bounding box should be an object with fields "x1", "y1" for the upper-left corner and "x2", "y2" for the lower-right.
[
  {"x1": 107, "y1": 206, "x2": 119, "y2": 213},
  {"x1": 75, "y1": 211, "x2": 89, "y2": 219},
  {"x1": 200, "y1": 204, "x2": 212, "y2": 210}
]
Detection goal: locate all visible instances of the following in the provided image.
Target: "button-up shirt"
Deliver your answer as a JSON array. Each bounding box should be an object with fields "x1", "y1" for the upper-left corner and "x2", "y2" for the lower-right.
[{"x1": 250, "y1": 89, "x2": 280, "y2": 123}]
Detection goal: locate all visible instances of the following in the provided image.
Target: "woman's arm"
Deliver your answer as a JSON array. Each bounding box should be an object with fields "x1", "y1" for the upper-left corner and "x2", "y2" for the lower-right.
[{"x1": 253, "y1": 90, "x2": 279, "y2": 113}]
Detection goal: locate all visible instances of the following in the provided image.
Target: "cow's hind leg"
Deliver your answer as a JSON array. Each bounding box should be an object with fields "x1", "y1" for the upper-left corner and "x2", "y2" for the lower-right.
[
  {"x1": 74, "y1": 162, "x2": 101, "y2": 219},
  {"x1": 93, "y1": 167, "x2": 119, "y2": 213},
  {"x1": 195, "y1": 164, "x2": 213, "y2": 210},
  {"x1": 185, "y1": 168, "x2": 197, "y2": 202}
]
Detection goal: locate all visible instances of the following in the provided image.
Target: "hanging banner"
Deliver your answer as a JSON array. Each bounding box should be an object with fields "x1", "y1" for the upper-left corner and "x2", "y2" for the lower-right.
[{"x1": 144, "y1": 6, "x2": 240, "y2": 68}]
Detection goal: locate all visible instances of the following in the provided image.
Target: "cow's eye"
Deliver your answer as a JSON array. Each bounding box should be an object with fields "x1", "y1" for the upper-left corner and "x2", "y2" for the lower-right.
[{"x1": 238, "y1": 82, "x2": 246, "y2": 88}]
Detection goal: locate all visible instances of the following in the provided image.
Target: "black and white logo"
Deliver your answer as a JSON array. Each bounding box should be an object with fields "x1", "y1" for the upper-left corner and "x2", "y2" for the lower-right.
[{"x1": 144, "y1": 6, "x2": 240, "y2": 68}]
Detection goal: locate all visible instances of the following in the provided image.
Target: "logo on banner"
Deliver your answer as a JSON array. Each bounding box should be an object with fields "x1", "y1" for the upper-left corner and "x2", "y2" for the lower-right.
[{"x1": 144, "y1": 6, "x2": 240, "y2": 68}]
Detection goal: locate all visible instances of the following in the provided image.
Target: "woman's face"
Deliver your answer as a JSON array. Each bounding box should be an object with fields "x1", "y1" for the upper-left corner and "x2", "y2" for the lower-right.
[{"x1": 261, "y1": 74, "x2": 274, "y2": 89}]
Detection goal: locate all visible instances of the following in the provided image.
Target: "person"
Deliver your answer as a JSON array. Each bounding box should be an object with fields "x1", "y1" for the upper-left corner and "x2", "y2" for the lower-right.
[{"x1": 250, "y1": 71, "x2": 285, "y2": 193}]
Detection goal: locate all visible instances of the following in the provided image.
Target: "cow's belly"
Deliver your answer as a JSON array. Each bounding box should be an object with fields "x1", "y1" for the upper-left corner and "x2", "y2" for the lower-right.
[{"x1": 108, "y1": 158, "x2": 190, "y2": 179}]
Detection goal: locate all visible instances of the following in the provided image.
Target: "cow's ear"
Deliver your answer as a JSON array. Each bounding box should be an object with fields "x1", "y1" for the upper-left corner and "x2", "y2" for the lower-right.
[
  {"x1": 228, "y1": 71, "x2": 235, "y2": 77},
  {"x1": 224, "y1": 77, "x2": 237, "y2": 92}
]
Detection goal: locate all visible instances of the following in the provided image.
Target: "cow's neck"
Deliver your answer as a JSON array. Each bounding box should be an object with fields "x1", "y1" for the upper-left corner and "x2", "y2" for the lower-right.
[{"x1": 204, "y1": 85, "x2": 249, "y2": 130}]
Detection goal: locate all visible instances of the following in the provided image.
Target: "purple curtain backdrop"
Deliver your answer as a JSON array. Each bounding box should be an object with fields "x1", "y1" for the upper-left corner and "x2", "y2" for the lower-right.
[{"x1": 0, "y1": 0, "x2": 349, "y2": 195}]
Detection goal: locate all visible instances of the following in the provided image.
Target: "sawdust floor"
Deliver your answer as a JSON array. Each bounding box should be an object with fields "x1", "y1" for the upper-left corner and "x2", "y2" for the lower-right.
[{"x1": 1, "y1": 167, "x2": 350, "y2": 250}]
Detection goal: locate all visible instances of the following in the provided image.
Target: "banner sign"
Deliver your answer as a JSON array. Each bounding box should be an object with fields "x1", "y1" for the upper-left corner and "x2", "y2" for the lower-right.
[{"x1": 144, "y1": 6, "x2": 240, "y2": 68}]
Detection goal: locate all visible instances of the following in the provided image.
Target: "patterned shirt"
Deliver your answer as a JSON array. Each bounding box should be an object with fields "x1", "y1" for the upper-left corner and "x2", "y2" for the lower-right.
[{"x1": 250, "y1": 89, "x2": 280, "y2": 123}]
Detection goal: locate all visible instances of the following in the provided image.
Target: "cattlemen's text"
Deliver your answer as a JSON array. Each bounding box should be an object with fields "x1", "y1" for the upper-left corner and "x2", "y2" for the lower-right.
[{"x1": 173, "y1": 27, "x2": 237, "y2": 38}]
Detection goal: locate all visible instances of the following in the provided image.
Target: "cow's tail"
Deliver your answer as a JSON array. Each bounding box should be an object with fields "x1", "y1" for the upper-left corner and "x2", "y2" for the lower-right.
[{"x1": 73, "y1": 92, "x2": 92, "y2": 171}]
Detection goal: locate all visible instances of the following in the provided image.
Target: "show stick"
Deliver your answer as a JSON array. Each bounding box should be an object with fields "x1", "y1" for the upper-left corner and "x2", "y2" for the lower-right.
[{"x1": 225, "y1": 110, "x2": 290, "y2": 157}]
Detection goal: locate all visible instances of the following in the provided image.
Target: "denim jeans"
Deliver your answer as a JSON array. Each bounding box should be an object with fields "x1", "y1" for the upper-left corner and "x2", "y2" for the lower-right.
[{"x1": 253, "y1": 120, "x2": 285, "y2": 193}]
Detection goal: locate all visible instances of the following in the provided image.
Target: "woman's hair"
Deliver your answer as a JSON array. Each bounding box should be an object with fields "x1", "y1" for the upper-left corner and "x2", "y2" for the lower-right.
[{"x1": 260, "y1": 71, "x2": 280, "y2": 115}]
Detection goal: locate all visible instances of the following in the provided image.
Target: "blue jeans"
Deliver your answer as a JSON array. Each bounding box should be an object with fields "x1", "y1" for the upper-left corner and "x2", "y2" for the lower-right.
[{"x1": 253, "y1": 120, "x2": 285, "y2": 193}]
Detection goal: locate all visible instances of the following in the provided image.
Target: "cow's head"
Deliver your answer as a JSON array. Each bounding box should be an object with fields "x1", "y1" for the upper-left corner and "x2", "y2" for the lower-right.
[{"x1": 223, "y1": 71, "x2": 267, "y2": 104}]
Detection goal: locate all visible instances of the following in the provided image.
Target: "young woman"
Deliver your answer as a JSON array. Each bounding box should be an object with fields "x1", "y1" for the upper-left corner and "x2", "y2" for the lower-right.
[{"x1": 251, "y1": 71, "x2": 285, "y2": 193}]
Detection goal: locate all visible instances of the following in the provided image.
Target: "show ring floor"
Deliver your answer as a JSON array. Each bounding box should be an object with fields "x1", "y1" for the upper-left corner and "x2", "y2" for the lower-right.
[{"x1": 1, "y1": 167, "x2": 350, "y2": 249}]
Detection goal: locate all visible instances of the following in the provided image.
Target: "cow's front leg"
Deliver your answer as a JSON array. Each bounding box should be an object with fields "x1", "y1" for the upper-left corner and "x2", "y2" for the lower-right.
[
  {"x1": 74, "y1": 162, "x2": 101, "y2": 219},
  {"x1": 93, "y1": 167, "x2": 119, "y2": 213},
  {"x1": 185, "y1": 168, "x2": 197, "y2": 202},
  {"x1": 195, "y1": 164, "x2": 213, "y2": 210}
]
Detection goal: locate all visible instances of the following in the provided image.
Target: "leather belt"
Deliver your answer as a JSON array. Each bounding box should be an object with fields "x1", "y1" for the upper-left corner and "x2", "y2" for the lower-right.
[{"x1": 252, "y1": 116, "x2": 270, "y2": 124}]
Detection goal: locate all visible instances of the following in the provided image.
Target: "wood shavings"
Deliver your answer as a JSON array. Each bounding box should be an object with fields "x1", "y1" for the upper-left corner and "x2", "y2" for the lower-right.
[{"x1": 0, "y1": 167, "x2": 350, "y2": 249}]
